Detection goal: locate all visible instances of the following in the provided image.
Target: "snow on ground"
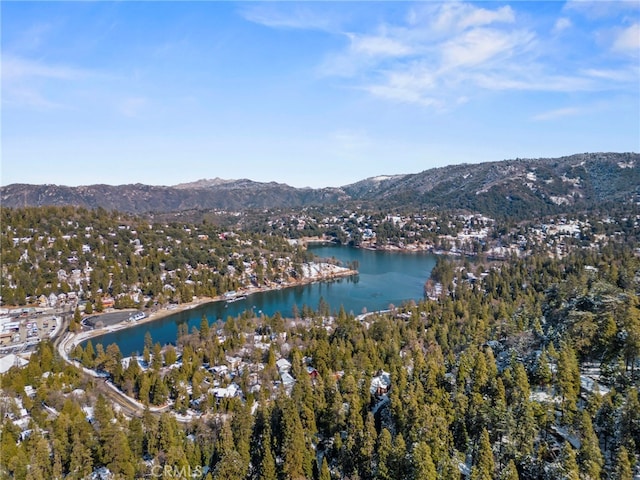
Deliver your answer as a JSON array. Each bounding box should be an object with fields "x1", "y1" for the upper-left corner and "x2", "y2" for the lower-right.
[
  {"x1": 580, "y1": 375, "x2": 610, "y2": 396},
  {"x1": 551, "y1": 425, "x2": 581, "y2": 450},
  {"x1": 530, "y1": 390, "x2": 562, "y2": 404},
  {"x1": 300, "y1": 262, "x2": 351, "y2": 279}
]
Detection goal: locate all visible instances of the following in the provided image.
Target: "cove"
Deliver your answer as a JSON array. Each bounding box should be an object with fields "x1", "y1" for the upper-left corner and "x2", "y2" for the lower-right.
[{"x1": 86, "y1": 244, "x2": 437, "y2": 356}]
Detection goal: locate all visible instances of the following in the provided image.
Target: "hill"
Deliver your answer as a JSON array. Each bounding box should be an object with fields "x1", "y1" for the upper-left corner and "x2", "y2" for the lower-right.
[
  {"x1": 2, "y1": 152, "x2": 637, "y2": 218},
  {"x1": 344, "y1": 152, "x2": 639, "y2": 217}
]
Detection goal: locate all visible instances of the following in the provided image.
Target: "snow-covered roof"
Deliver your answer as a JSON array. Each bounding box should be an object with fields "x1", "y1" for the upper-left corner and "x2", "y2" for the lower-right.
[
  {"x1": 211, "y1": 383, "x2": 241, "y2": 399},
  {"x1": 276, "y1": 358, "x2": 292, "y2": 372},
  {"x1": 210, "y1": 365, "x2": 229, "y2": 375},
  {"x1": 370, "y1": 371, "x2": 391, "y2": 395},
  {"x1": 0, "y1": 354, "x2": 28, "y2": 374},
  {"x1": 83, "y1": 406, "x2": 95, "y2": 422},
  {"x1": 281, "y1": 372, "x2": 296, "y2": 386}
]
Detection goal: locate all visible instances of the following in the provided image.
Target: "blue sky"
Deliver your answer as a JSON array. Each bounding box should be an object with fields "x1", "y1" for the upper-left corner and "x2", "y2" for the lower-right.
[{"x1": 2, "y1": 1, "x2": 639, "y2": 188}]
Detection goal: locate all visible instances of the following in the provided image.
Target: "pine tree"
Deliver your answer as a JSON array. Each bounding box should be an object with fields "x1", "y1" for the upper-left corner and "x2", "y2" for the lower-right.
[
  {"x1": 259, "y1": 434, "x2": 277, "y2": 480},
  {"x1": 68, "y1": 432, "x2": 93, "y2": 479},
  {"x1": 213, "y1": 450, "x2": 246, "y2": 480},
  {"x1": 411, "y1": 441, "x2": 437, "y2": 480},
  {"x1": 557, "y1": 342, "x2": 580, "y2": 421},
  {"x1": 376, "y1": 428, "x2": 393, "y2": 480},
  {"x1": 128, "y1": 417, "x2": 144, "y2": 459},
  {"x1": 106, "y1": 428, "x2": 135, "y2": 479},
  {"x1": 151, "y1": 342, "x2": 163, "y2": 370},
  {"x1": 319, "y1": 457, "x2": 331, "y2": 480},
  {"x1": 500, "y1": 460, "x2": 519, "y2": 480},
  {"x1": 280, "y1": 397, "x2": 311, "y2": 480},
  {"x1": 70, "y1": 306, "x2": 82, "y2": 332},
  {"x1": 82, "y1": 340, "x2": 95, "y2": 368},
  {"x1": 26, "y1": 432, "x2": 51, "y2": 480},
  {"x1": 471, "y1": 428, "x2": 494, "y2": 480},
  {"x1": 355, "y1": 412, "x2": 376, "y2": 479},
  {"x1": 534, "y1": 349, "x2": 552, "y2": 386},
  {"x1": 200, "y1": 314, "x2": 210, "y2": 340},
  {"x1": 620, "y1": 388, "x2": 640, "y2": 450},
  {"x1": 613, "y1": 446, "x2": 633, "y2": 480},
  {"x1": 138, "y1": 374, "x2": 151, "y2": 405},
  {"x1": 559, "y1": 442, "x2": 579, "y2": 480},
  {"x1": 164, "y1": 344, "x2": 177, "y2": 366},
  {"x1": 578, "y1": 411, "x2": 603, "y2": 480},
  {"x1": 390, "y1": 433, "x2": 409, "y2": 480}
]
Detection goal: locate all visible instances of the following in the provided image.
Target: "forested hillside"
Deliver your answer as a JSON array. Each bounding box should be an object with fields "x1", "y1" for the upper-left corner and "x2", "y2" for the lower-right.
[{"x1": 2, "y1": 241, "x2": 638, "y2": 479}]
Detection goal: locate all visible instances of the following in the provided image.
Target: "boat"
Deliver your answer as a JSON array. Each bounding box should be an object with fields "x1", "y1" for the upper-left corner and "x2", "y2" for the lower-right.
[{"x1": 226, "y1": 295, "x2": 247, "y2": 303}]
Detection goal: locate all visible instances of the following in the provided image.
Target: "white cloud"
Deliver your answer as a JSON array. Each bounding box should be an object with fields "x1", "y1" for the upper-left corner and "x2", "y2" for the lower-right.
[
  {"x1": 473, "y1": 69, "x2": 596, "y2": 92},
  {"x1": 364, "y1": 83, "x2": 438, "y2": 107},
  {"x1": 317, "y1": 3, "x2": 546, "y2": 107},
  {"x1": 2, "y1": 54, "x2": 91, "y2": 81},
  {"x1": 440, "y1": 28, "x2": 533, "y2": 69},
  {"x1": 240, "y1": 5, "x2": 338, "y2": 32},
  {"x1": 563, "y1": 0, "x2": 639, "y2": 19},
  {"x1": 1, "y1": 55, "x2": 95, "y2": 110},
  {"x1": 532, "y1": 107, "x2": 583, "y2": 121},
  {"x1": 2, "y1": 86, "x2": 65, "y2": 110},
  {"x1": 412, "y1": 2, "x2": 515, "y2": 34},
  {"x1": 348, "y1": 34, "x2": 412, "y2": 57},
  {"x1": 320, "y1": 33, "x2": 413, "y2": 77},
  {"x1": 252, "y1": 1, "x2": 638, "y2": 109},
  {"x1": 456, "y1": 4, "x2": 515, "y2": 30},
  {"x1": 363, "y1": 66, "x2": 440, "y2": 108},
  {"x1": 612, "y1": 23, "x2": 640, "y2": 52},
  {"x1": 583, "y1": 67, "x2": 637, "y2": 82},
  {"x1": 553, "y1": 17, "x2": 573, "y2": 33}
]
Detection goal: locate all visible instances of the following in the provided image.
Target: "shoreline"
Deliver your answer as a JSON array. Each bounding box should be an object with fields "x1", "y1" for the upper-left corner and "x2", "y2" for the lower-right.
[
  {"x1": 300, "y1": 236, "x2": 473, "y2": 256},
  {"x1": 64, "y1": 265, "x2": 358, "y2": 349}
]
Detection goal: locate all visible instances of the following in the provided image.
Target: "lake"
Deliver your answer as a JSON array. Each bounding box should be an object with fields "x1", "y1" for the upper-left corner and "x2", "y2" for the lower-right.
[{"x1": 86, "y1": 244, "x2": 437, "y2": 356}]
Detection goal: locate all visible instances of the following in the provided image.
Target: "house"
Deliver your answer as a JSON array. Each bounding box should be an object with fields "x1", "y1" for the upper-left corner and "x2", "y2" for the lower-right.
[
  {"x1": 37, "y1": 295, "x2": 48, "y2": 308},
  {"x1": 211, "y1": 383, "x2": 241, "y2": 399},
  {"x1": 280, "y1": 372, "x2": 296, "y2": 388},
  {"x1": 48, "y1": 293, "x2": 58, "y2": 308},
  {"x1": 0, "y1": 354, "x2": 28, "y2": 373},
  {"x1": 0, "y1": 332, "x2": 15, "y2": 347},
  {"x1": 57, "y1": 269, "x2": 69, "y2": 282},
  {"x1": 225, "y1": 356, "x2": 242, "y2": 371},
  {"x1": 276, "y1": 358, "x2": 292, "y2": 374},
  {"x1": 210, "y1": 365, "x2": 229, "y2": 377},
  {"x1": 101, "y1": 297, "x2": 115, "y2": 309},
  {"x1": 370, "y1": 370, "x2": 391, "y2": 396},
  {"x1": 90, "y1": 466, "x2": 112, "y2": 480}
]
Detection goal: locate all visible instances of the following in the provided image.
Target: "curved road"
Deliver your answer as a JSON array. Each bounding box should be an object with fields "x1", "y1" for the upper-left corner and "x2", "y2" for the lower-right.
[{"x1": 56, "y1": 326, "x2": 193, "y2": 423}]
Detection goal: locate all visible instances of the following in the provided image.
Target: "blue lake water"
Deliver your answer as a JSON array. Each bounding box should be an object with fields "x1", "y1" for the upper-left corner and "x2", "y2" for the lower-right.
[{"x1": 86, "y1": 244, "x2": 436, "y2": 356}]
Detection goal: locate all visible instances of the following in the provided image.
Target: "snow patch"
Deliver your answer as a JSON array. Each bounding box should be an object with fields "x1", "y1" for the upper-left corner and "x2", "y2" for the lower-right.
[
  {"x1": 371, "y1": 175, "x2": 393, "y2": 182},
  {"x1": 560, "y1": 175, "x2": 580, "y2": 185}
]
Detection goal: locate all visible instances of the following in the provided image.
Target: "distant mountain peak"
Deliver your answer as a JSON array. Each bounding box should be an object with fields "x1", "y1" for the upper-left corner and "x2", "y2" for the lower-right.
[{"x1": 173, "y1": 178, "x2": 237, "y2": 189}]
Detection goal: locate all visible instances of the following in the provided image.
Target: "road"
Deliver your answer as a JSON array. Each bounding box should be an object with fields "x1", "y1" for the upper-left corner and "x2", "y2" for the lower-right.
[{"x1": 55, "y1": 327, "x2": 194, "y2": 423}]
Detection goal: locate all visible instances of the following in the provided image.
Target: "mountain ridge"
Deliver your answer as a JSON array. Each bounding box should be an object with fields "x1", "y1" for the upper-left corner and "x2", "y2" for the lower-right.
[{"x1": 2, "y1": 152, "x2": 637, "y2": 219}]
